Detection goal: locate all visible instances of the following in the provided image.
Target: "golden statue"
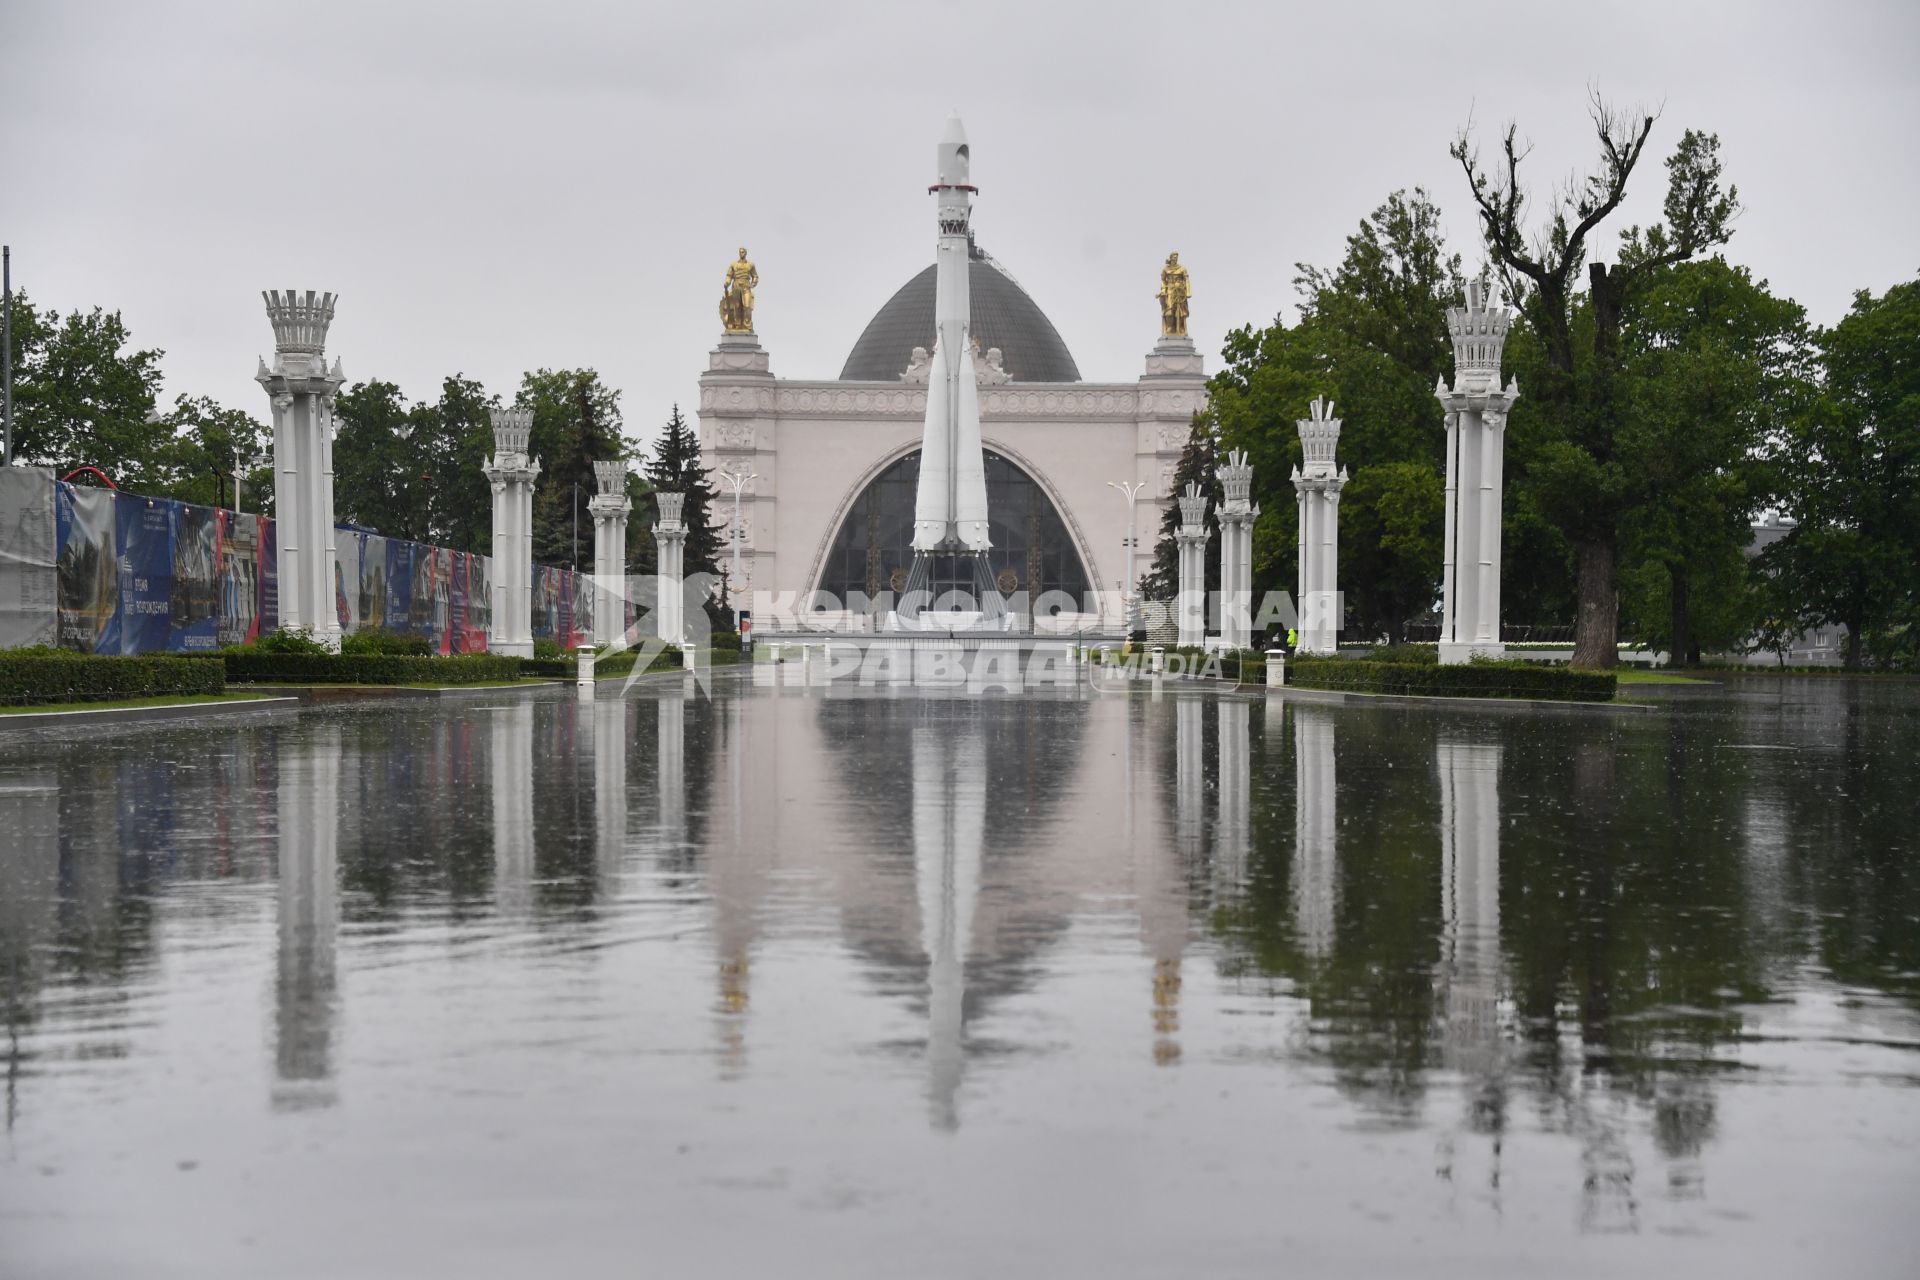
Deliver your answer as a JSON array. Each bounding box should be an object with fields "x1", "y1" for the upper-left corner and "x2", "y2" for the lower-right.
[
  {"x1": 720, "y1": 246, "x2": 758, "y2": 333},
  {"x1": 1157, "y1": 251, "x2": 1191, "y2": 338}
]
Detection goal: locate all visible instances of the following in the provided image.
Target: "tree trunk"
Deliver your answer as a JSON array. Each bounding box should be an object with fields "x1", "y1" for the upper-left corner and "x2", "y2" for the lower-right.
[
  {"x1": 1667, "y1": 561, "x2": 1692, "y2": 670},
  {"x1": 1571, "y1": 537, "x2": 1619, "y2": 669},
  {"x1": 1843, "y1": 601, "x2": 1864, "y2": 670}
]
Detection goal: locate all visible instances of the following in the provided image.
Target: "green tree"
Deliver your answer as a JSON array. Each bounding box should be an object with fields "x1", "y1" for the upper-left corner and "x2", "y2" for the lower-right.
[
  {"x1": 642, "y1": 404, "x2": 724, "y2": 582},
  {"x1": 1204, "y1": 190, "x2": 1465, "y2": 642},
  {"x1": 151, "y1": 394, "x2": 273, "y2": 513},
  {"x1": 333, "y1": 380, "x2": 433, "y2": 539},
  {"x1": 1762, "y1": 279, "x2": 1920, "y2": 668},
  {"x1": 428, "y1": 375, "x2": 499, "y2": 554},
  {"x1": 1615, "y1": 259, "x2": 1815, "y2": 662},
  {"x1": 1452, "y1": 101, "x2": 1739, "y2": 667},
  {"x1": 4, "y1": 291, "x2": 168, "y2": 488},
  {"x1": 516, "y1": 368, "x2": 625, "y2": 571},
  {"x1": 1139, "y1": 415, "x2": 1218, "y2": 599}
]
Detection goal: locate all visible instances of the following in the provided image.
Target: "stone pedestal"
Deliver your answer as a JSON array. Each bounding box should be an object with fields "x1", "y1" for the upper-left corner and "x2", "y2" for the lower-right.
[
  {"x1": 1143, "y1": 334, "x2": 1205, "y2": 379},
  {"x1": 1173, "y1": 482, "x2": 1210, "y2": 647},
  {"x1": 1438, "y1": 281, "x2": 1520, "y2": 665},
  {"x1": 1292, "y1": 397, "x2": 1348, "y2": 655},
  {"x1": 256, "y1": 290, "x2": 344, "y2": 649},
  {"x1": 588, "y1": 458, "x2": 631, "y2": 648},
  {"x1": 1215, "y1": 450, "x2": 1257, "y2": 650},
  {"x1": 654, "y1": 492, "x2": 687, "y2": 644},
  {"x1": 484, "y1": 409, "x2": 540, "y2": 657}
]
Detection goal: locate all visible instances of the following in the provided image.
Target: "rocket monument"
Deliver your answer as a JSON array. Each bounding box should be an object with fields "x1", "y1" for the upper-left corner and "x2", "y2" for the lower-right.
[{"x1": 900, "y1": 113, "x2": 1000, "y2": 623}]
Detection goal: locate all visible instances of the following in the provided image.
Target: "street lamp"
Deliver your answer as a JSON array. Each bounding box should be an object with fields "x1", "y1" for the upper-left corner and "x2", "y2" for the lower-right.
[
  {"x1": 1108, "y1": 479, "x2": 1148, "y2": 633},
  {"x1": 721, "y1": 468, "x2": 758, "y2": 630}
]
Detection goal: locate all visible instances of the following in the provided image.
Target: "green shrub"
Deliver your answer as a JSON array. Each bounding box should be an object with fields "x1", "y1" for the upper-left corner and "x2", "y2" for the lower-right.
[
  {"x1": 253, "y1": 627, "x2": 332, "y2": 656},
  {"x1": 224, "y1": 652, "x2": 525, "y2": 685},
  {"x1": 1289, "y1": 656, "x2": 1616, "y2": 702},
  {"x1": 532, "y1": 638, "x2": 564, "y2": 661},
  {"x1": 341, "y1": 629, "x2": 432, "y2": 656},
  {"x1": 0, "y1": 654, "x2": 225, "y2": 706},
  {"x1": 1364, "y1": 644, "x2": 1439, "y2": 665}
]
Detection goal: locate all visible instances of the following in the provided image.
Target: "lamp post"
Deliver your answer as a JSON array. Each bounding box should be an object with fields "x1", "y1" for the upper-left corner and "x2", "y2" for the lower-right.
[
  {"x1": 1107, "y1": 479, "x2": 1148, "y2": 633},
  {"x1": 721, "y1": 468, "x2": 757, "y2": 630}
]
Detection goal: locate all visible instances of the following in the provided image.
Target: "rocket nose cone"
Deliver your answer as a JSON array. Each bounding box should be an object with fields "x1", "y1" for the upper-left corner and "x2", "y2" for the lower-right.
[{"x1": 941, "y1": 112, "x2": 968, "y2": 145}]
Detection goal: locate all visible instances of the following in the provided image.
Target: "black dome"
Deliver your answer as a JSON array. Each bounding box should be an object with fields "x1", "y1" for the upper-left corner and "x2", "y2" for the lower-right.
[{"x1": 839, "y1": 254, "x2": 1081, "y2": 383}]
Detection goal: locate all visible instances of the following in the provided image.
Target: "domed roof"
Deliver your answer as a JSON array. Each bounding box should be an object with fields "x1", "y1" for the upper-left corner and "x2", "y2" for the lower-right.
[{"x1": 839, "y1": 250, "x2": 1081, "y2": 383}]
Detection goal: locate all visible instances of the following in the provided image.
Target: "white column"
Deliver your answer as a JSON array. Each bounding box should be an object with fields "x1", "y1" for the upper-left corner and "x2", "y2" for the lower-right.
[
  {"x1": 256, "y1": 290, "x2": 344, "y2": 649},
  {"x1": 1292, "y1": 398, "x2": 1347, "y2": 655},
  {"x1": 1215, "y1": 448, "x2": 1256, "y2": 649},
  {"x1": 1174, "y1": 482, "x2": 1209, "y2": 648},
  {"x1": 589, "y1": 458, "x2": 632, "y2": 648},
  {"x1": 484, "y1": 410, "x2": 540, "y2": 657},
  {"x1": 1438, "y1": 282, "x2": 1519, "y2": 664},
  {"x1": 654, "y1": 492, "x2": 687, "y2": 644}
]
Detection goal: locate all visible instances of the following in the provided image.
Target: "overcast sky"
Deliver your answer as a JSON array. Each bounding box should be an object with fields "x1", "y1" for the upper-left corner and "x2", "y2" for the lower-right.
[{"x1": 4, "y1": 0, "x2": 1915, "y2": 449}]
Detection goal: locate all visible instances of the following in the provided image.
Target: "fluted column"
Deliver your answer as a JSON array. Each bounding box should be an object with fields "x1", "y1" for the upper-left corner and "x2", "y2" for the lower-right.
[
  {"x1": 484, "y1": 409, "x2": 540, "y2": 657},
  {"x1": 653, "y1": 492, "x2": 687, "y2": 644},
  {"x1": 256, "y1": 290, "x2": 344, "y2": 648},
  {"x1": 1291, "y1": 398, "x2": 1348, "y2": 655},
  {"x1": 1437, "y1": 281, "x2": 1520, "y2": 664},
  {"x1": 1215, "y1": 449, "x2": 1256, "y2": 649},
  {"x1": 588, "y1": 458, "x2": 632, "y2": 648},
  {"x1": 1173, "y1": 482, "x2": 1210, "y2": 648}
]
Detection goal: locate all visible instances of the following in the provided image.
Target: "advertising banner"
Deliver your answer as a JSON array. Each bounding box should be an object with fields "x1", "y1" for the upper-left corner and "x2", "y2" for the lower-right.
[
  {"x1": 0, "y1": 466, "x2": 57, "y2": 648},
  {"x1": 55, "y1": 484, "x2": 119, "y2": 654},
  {"x1": 220, "y1": 511, "x2": 268, "y2": 648},
  {"x1": 357, "y1": 533, "x2": 389, "y2": 633},
  {"x1": 335, "y1": 530, "x2": 362, "y2": 633},
  {"x1": 116, "y1": 495, "x2": 174, "y2": 655},
  {"x1": 169, "y1": 502, "x2": 222, "y2": 651}
]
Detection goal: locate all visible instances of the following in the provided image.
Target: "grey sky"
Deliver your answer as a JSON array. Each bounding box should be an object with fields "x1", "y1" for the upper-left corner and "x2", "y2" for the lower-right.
[{"x1": 4, "y1": 0, "x2": 1915, "y2": 450}]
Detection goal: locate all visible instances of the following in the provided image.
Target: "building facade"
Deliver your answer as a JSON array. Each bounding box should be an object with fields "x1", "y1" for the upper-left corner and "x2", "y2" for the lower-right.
[{"x1": 697, "y1": 244, "x2": 1207, "y2": 622}]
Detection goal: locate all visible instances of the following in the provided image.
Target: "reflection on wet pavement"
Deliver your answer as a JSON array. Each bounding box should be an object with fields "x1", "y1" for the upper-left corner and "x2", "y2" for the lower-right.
[{"x1": 2, "y1": 673, "x2": 1917, "y2": 1276}]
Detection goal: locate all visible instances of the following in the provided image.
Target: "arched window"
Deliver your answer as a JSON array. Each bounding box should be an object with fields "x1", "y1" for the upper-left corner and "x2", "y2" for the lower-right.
[{"x1": 817, "y1": 450, "x2": 1091, "y2": 601}]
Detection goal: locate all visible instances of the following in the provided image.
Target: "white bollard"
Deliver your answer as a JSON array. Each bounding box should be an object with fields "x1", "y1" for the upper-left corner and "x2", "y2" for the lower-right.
[
  {"x1": 576, "y1": 650, "x2": 596, "y2": 690},
  {"x1": 1266, "y1": 648, "x2": 1287, "y2": 687},
  {"x1": 681, "y1": 642, "x2": 696, "y2": 672},
  {"x1": 1150, "y1": 646, "x2": 1165, "y2": 675}
]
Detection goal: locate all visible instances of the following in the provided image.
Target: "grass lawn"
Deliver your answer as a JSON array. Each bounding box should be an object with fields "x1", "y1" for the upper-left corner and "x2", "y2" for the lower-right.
[
  {"x1": 1616, "y1": 670, "x2": 1715, "y2": 685},
  {"x1": 0, "y1": 692, "x2": 279, "y2": 716}
]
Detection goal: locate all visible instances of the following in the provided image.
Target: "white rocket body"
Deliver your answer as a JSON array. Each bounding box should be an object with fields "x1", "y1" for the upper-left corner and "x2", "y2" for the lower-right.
[{"x1": 911, "y1": 114, "x2": 992, "y2": 554}]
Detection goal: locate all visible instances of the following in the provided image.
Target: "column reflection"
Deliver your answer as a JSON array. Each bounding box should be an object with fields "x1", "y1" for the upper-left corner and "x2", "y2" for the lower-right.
[
  {"x1": 912, "y1": 719, "x2": 985, "y2": 1132},
  {"x1": 492, "y1": 704, "x2": 535, "y2": 917},
  {"x1": 1293, "y1": 706, "x2": 1338, "y2": 960},
  {"x1": 274, "y1": 727, "x2": 341, "y2": 1111},
  {"x1": 1432, "y1": 733, "x2": 1508, "y2": 1199},
  {"x1": 1215, "y1": 698, "x2": 1251, "y2": 895},
  {"x1": 0, "y1": 772, "x2": 59, "y2": 1132}
]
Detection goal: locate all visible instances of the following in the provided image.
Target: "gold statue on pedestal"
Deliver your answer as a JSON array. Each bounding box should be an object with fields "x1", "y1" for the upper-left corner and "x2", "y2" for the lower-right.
[
  {"x1": 1157, "y1": 251, "x2": 1191, "y2": 338},
  {"x1": 720, "y1": 247, "x2": 758, "y2": 333}
]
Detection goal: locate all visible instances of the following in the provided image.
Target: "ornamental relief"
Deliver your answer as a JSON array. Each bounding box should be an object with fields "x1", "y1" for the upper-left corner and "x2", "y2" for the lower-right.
[{"x1": 710, "y1": 422, "x2": 756, "y2": 450}]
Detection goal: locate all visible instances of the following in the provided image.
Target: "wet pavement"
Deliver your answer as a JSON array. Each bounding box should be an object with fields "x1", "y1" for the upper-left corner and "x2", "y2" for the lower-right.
[{"x1": 2, "y1": 672, "x2": 1917, "y2": 1277}]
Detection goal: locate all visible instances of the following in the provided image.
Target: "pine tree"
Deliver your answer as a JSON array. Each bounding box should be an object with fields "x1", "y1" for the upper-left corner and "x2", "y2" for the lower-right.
[
  {"x1": 1139, "y1": 414, "x2": 1220, "y2": 599},
  {"x1": 643, "y1": 404, "x2": 725, "y2": 582}
]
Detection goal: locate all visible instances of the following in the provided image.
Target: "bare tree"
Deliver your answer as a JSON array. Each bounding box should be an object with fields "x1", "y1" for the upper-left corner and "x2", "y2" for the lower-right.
[{"x1": 1452, "y1": 95, "x2": 1738, "y2": 668}]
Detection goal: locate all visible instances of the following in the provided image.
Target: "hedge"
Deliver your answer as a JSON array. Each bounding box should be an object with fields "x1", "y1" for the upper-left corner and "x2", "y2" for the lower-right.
[
  {"x1": 1288, "y1": 657, "x2": 1617, "y2": 703},
  {"x1": 0, "y1": 653, "x2": 226, "y2": 706},
  {"x1": 224, "y1": 652, "x2": 526, "y2": 685}
]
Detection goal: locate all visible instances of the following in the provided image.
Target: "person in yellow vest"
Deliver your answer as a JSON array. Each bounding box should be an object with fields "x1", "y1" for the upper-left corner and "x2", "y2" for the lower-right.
[{"x1": 1286, "y1": 627, "x2": 1298, "y2": 655}]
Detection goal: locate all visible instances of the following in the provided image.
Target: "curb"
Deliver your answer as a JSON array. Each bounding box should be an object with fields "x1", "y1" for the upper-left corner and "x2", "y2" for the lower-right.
[
  {"x1": 0, "y1": 696, "x2": 302, "y2": 732},
  {"x1": 1266, "y1": 686, "x2": 1655, "y2": 714}
]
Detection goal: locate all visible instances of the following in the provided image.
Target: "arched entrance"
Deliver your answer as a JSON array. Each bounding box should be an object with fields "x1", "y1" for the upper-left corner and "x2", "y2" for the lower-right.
[{"x1": 814, "y1": 449, "x2": 1092, "y2": 603}]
